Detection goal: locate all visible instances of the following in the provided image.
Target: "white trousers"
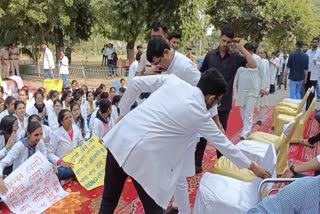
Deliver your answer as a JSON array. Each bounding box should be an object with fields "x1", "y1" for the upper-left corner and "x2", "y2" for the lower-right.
[
  {"x1": 173, "y1": 177, "x2": 191, "y2": 214},
  {"x1": 240, "y1": 97, "x2": 257, "y2": 137}
]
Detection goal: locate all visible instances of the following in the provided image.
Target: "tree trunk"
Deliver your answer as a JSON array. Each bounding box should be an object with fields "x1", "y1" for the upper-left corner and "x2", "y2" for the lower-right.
[
  {"x1": 126, "y1": 40, "x2": 135, "y2": 60},
  {"x1": 54, "y1": 27, "x2": 65, "y2": 64}
]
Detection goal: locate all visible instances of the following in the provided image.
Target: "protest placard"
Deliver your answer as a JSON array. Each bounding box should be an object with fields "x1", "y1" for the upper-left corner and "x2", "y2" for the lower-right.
[
  {"x1": 43, "y1": 79, "x2": 63, "y2": 93},
  {"x1": 63, "y1": 136, "x2": 107, "y2": 190},
  {"x1": 0, "y1": 151, "x2": 68, "y2": 214}
]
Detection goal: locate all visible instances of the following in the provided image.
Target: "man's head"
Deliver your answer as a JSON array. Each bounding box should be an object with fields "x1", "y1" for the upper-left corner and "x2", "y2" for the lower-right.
[
  {"x1": 60, "y1": 51, "x2": 65, "y2": 58},
  {"x1": 311, "y1": 37, "x2": 319, "y2": 50},
  {"x1": 244, "y1": 43, "x2": 254, "y2": 54},
  {"x1": 219, "y1": 26, "x2": 235, "y2": 53},
  {"x1": 41, "y1": 42, "x2": 48, "y2": 51},
  {"x1": 137, "y1": 44, "x2": 143, "y2": 54},
  {"x1": 120, "y1": 78, "x2": 127, "y2": 87},
  {"x1": 300, "y1": 42, "x2": 307, "y2": 52},
  {"x1": 271, "y1": 52, "x2": 277, "y2": 58},
  {"x1": 147, "y1": 37, "x2": 174, "y2": 72},
  {"x1": 136, "y1": 52, "x2": 142, "y2": 62},
  {"x1": 197, "y1": 68, "x2": 227, "y2": 110},
  {"x1": 151, "y1": 21, "x2": 168, "y2": 39},
  {"x1": 168, "y1": 32, "x2": 181, "y2": 50}
]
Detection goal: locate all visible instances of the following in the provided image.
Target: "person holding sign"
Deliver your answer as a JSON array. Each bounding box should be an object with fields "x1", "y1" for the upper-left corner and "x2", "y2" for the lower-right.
[
  {"x1": 0, "y1": 121, "x2": 47, "y2": 194},
  {"x1": 0, "y1": 116, "x2": 18, "y2": 163},
  {"x1": 99, "y1": 69, "x2": 271, "y2": 213},
  {"x1": 48, "y1": 109, "x2": 84, "y2": 182}
]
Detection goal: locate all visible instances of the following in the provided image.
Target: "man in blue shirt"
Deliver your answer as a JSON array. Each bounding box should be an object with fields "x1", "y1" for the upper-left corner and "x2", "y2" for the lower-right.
[
  {"x1": 248, "y1": 176, "x2": 320, "y2": 214},
  {"x1": 284, "y1": 41, "x2": 309, "y2": 99}
]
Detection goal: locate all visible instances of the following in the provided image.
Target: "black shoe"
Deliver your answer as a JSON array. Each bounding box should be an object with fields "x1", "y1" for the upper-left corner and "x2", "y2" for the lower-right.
[
  {"x1": 240, "y1": 136, "x2": 246, "y2": 141},
  {"x1": 256, "y1": 120, "x2": 262, "y2": 126},
  {"x1": 166, "y1": 206, "x2": 179, "y2": 214},
  {"x1": 195, "y1": 166, "x2": 203, "y2": 174}
]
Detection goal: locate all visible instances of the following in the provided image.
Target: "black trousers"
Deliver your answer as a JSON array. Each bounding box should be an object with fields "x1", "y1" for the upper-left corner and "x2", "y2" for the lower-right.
[
  {"x1": 194, "y1": 110, "x2": 230, "y2": 167},
  {"x1": 305, "y1": 72, "x2": 318, "y2": 110},
  {"x1": 99, "y1": 150, "x2": 164, "y2": 214},
  {"x1": 102, "y1": 55, "x2": 107, "y2": 66}
]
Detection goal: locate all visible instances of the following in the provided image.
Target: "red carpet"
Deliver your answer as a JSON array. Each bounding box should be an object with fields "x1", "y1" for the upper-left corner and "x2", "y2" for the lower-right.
[{"x1": 0, "y1": 105, "x2": 318, "y2": 213}]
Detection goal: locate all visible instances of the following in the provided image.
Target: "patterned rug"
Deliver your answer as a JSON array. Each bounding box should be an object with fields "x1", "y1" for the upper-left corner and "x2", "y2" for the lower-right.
[{"x1": 0, "y1": 105, "x2": 318, "y2": 214}]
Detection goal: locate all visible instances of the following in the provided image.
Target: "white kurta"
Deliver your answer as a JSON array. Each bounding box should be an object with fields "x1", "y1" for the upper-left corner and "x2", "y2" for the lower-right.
[
  {"x1": 269, "y1": 57, "x2": 280, "y2": 85},
  {"x1": 102, "y1": 75, "x2": 252, "y2": 208},
  {"x1": 259, "y1": 59, "x2": 271, "y2": 107}
]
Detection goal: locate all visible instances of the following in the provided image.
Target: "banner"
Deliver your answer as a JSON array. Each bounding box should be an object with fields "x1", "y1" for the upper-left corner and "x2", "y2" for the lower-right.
[
  {"x1": 0, "y1": 151, "x2": 68, "y2": 214},
  {"x1": 43, "y1": 79, "x2": 63, "y2": 93},
  {"x1": 63, "y1": 136, "x2": 107, "y2": 190}
]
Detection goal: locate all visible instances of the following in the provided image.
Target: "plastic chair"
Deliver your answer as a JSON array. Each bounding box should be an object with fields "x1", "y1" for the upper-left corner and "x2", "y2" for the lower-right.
[{"x1": 277, "y1": 87, "x2": 311, "y2": 109}]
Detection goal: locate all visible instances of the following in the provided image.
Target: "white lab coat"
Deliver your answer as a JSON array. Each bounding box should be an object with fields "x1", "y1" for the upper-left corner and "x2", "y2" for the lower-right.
[
  {"x1": 269, "y1": 57, "x2": 279, "y2": 85},
  {"x1": 0, "y1": 135, "x2": 7, "y2": 160},
  {"x1": 111, "y1": 105, "x2": 119, "y2": 122},
  {"x1": 89, "y1": 108, "x2": 98, "y2": 127},
  {"x1": 128, "y1": 60, "x2": 139, "y2": 83},
  {"x1": 43, "y1": 48, "x2": 55, "y2": 69},
  {"x1": 15, "y1": 115, "x2": 29, "y2": 140},
  {"x1": 83, "y1": 101, "x2": 96, "y2": 120},
  {"x1": 73, "y1": 118, "x2": 91, "y2": 140},
  {"x1": 27, "y1": 104, "x2": 47, "y2": 117},
  {"x1": 91, "y1": 114, "x2": 114, "y2": 140},
  {"x1": 102, "y1": 75, "x2": 252, "y2": 208},
  {"x1": 47, "y1": 124, "x2": 84, "y2": 165},
  {"x1": 48, "y1": 110, "x2": 59, "y2": 131},
  {"x1": 0, "y1": 140, "x2": 47, "y2": 176},
  {"x1": 45, "y1": 99, "x2": 54, "y2": 113},
  {"x1": 0, "y1": 109, "x2": 9, "y2": 122}
]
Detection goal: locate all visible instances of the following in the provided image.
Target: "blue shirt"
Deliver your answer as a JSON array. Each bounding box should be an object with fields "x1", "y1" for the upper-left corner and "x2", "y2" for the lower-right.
[
  {"x1": 248, "y1": 176, "x2": 320, "y2": 214},
  {"x1": 287, "y1": 49, "x2": 309, "y2": 81}
]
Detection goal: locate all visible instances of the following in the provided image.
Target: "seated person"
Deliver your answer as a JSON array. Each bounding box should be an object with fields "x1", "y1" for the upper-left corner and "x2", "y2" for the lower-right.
[
  {"x1": 70, "y1": 102, "x2": 91, "y2": 140},
  {"x1": 91, "y1": 99, "x2": 113, "y2": 141},
  {"x1": 0, "y1": 116, "x2": 18, "y2": 165},
  {"x1": 0, "y1": 121, "x2": 46, "y2": 194},
  {"x1": 48, "y1": 99, "x2": 63, "y2": 131},
  {"x1": 14, "y1": 100, "x2": 29, "y2": 140},
  {"x1": 0, "y1": 96, "x2": 16, "y2": 121},
  {"x1": 282, "y1": 154, "x2": 320, "y2": 178},
  {"x1": 299, "y1": 110, "x2": 320, "y2": 148},
  {"x1": 29, "y1": 114, "x2": 52, "y2": 144},
  {"x1": 27, "y1": 91, "x2": 48, "y2": 125},
  {"x1": 48, "y1": 109, "x2": 84, "y2": 182}
]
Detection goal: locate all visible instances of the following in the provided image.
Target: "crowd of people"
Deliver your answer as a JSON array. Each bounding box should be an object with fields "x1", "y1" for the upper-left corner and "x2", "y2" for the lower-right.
[{"x1": 0, "y1": 20, "x2": 319, "y2": 214}]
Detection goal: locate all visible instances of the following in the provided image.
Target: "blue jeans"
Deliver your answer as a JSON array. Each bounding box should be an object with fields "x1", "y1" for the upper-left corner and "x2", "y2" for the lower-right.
[
  {"x1": 58, "y1": 166, "x2": 74, "y2": 180},
  {"x1": 289, "y1": 80, "x2": 304, "y2": 99},
  {"x1": 44, "y1": 69, "x2": 54, "y2": 79},
  {"x1": 61, "y1": 74, "x2": 68, "y2": 86}
]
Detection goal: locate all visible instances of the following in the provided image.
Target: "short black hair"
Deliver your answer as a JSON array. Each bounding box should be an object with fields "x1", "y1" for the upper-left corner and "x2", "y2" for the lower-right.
[
  {"x1": 120, "y1": 78, "x2": 125, "y2": 83},
  {"x1": 101, "y1": 92, "x2": 109, "y2": 99},
  {"x1": 147, "y1": 37, "x2": 170, "y2": 63},
  {"x1": 197, "y1": 67, "x2": 227, "y2": 96},
  {"x1": 221, "y1": 26, "x2": 234, "y2": 39},
  {"x1": 99, "y1": 99, "x2": 112, "y2": 114},
  {"x1": 296, "y1": 41, "x2": 304, "y2": 48},
  {"x1": 312, "y1": 37, "x2": 320, "y2": 42},
  {"x1": 244, "y1": 43, "x2": 254, "y2": 52},
  {"x1": 151, "y1": 21, "x2": 168, "y2": 33},
  {"x1": 136, "y1": 52, "x2": 142, "y2": 61},
  {"x1": 169, "y1": 32, "x2": 181, "y2": 41},
  {"x1": 137, "y1": 44, "x2": 143, "y2": 49},
  {"x1": 119, "y1": 87, "x2": 126, "y2": 94}
]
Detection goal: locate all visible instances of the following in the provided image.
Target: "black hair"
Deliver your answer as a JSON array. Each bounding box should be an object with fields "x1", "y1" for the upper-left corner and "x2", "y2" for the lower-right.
[
  {"x1": 33, "y1": 91, "x2": 44, "y2": 100},
  {"x1": 99, "y1": 99, "x2": 112, "y2": 114},
  {"x1": 28, "y1": 114, "x2": 41, "y2": 123},
  {"x1": 0, "y1": 86, "x2": 4, "y2": 94},
  {"x1": 71, "y1": 80, "x2": 78, "y2": 85},
  {"x1": 136, "y1": 52, "x2": 142, "y2": 61},
  {"x1": 109, "y1": 87, "x2": 116, "y2": 92},
  {"x1": 312, "y1": 37, "x2": 320, "y2": 42},
  {"x1": 58, "y1": 109, "x2": 71, "y2": 126},
  {"x1": 94, "y1": 87, "x2": 103, "y2": 99},
  {"x1": 61, "y1": 89, "x2": 72, "y2": 102},
  {"x1": 14, "y1": 100, "x2": 25, "y2": 110},
  {"x1": 221, "y1": 26, "x2": 235, "y2": 39},
  {"x1": 296, "y1": 41, "x2": 304, "y2": 48},
  {"x1": 147, "y1": 37, "x2": 171, "y2": 63},
  {"x1": 53, "y1": 99, "x2": 63, "y2": 107},
  {"x1": 37, "y1": 87, "x2": 46, "y2": 95},
  {"x1": 101, "y1": 92, "x2": 109, "y2": 99},
  {"x1": 151, "y1": 21, "x2": 168, "y2": 33},
  {"x1": 73, "y1": 88, "x2": 85, "y2": 97},
  {"x1": 112, "y1": 95, "x2": 121, "y2": 105},
  {"x1": 70, "y1": 102, "x2": 85, "y2": 133},
  {"x1": 137, "y1": 44, "x2": 143, "y2": 49},
  {"x1": 119, "y1": 87, "x2": 126, "y2": 94},
  {"x1": 244, "y1": 43, "x2": 254, "y2": 52},
  {"x1": 99, "y1": 83, "x2": 106, "y2": 90},
  {"x1": 86, "y1": 91, "x2": 94, "y2": 100},
  {"x1": 120, "y1": 78, "x2": 125, "y2": 83},
  {"x1": 197, "y1": 67, "x2": 227, "y2": 96},
  {"x1": 0, "y1": 115, "x2": 17, "y2": 141},
  {"x1": 4, "y1": 96, "x2": 16, "y2": 110},
  {"x1": 73, "y1": 93, "x2": 82, "y2": 102},
  {"x1": 26, "y1": 121, "x2": 42, "y2": 136},
  {"x1": 47, "y1": 90, "x2": 59, "y2": 100},
  {"x1": 18, "y1": 88, "x2": 29, "y2": 99},
  {"x1": 168, "y1": 32, "x2": 181, "y2": 40},
  {"x1": 81, "y1": 85, "x2": 88, "y2": 93}
]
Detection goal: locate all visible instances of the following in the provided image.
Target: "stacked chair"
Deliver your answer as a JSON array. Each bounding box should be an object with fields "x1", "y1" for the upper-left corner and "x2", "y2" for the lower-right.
[
  {"x1": 271, "y1": 88, "x2": 311, "y2": 129},
  {"x1": 193, "y1": 141, "x2": 277, "y2": 213}
]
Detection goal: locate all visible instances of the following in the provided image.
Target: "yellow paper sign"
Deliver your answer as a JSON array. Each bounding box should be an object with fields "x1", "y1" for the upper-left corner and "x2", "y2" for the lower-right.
[
  {"x1": 63, "y1": 136, "x2": 107, "y2": 190},
  {"x1": 43, "y1": 79, "x2": 63, "y2": 93}
]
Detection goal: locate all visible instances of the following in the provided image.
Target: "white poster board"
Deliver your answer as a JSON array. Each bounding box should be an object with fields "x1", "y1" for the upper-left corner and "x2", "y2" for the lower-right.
[{"x1": 0, "y1": 151, "x2": 68, "y2": 214}]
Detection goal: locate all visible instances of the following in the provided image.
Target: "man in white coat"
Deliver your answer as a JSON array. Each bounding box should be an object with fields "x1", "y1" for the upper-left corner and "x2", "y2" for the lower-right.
[
  {"x1": 99, "y1": 69, "x2": 271, "y2": 213},
  {"x1": 41, "y1": 42, "x2": 55, "y2": 79}
]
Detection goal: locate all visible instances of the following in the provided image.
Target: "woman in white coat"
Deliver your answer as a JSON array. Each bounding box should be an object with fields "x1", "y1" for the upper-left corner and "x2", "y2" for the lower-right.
[
  {"x1": 48, "y1": 109, "x2": 84, "y2": 181},
  {"x1": 45, "y1": 90, "x2": 60, "y2": 113},
  {"x1": 91, "y1": 99, "x2": 113, "y2": 141},
  {"x1": 14, "y1": 100, "x2": 29, "y2": 140},
  {"x1": 84, "y1": 91, "x2": 96, "y2": 122},
  {"x1": 0, "y1": 116, "x2": 18, "y2": 163},
  {"x1": 48, "y1": 99, "x2": 62, "y2": 131},
  {"x1": 111, "y1": 95, "x2": 121, "y2": 122},
  {"x1": 0, "y1": 121, "x2": 46, "y2": 194},
  {"x1": 27, "y1": 91, "x2": 48, "y2": 125},
  {"x1": 70, "y1": 102, "x2": 91, "y2": 140},
  {"x1": 61, "y1": 89, "x2": 73, "y2": 110},
  {"x1": 28, "y1": 114, "x2": 52, "y2": 144},
  {"x1": 0, "y1": 96, "x2": 16, "y2": 122}
]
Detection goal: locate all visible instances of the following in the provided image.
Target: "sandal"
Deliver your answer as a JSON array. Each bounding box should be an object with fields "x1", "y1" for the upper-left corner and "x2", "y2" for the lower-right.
[{"x1": 299, "y1": 139, "x2": 315, "y2": 148}]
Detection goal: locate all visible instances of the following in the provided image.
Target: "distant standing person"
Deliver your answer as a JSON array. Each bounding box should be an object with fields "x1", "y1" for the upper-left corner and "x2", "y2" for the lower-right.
[
  {"x1": 269, "y1": 52, "x2": 280, "y2": 94},
  {"x1": 0, "y1": 46, "x2": 10, "y2": 78},
  {"x1": 137, "y1": 45, "x2": 143, "y2": 55},
  {"x1": 168, "y1": 32, "x2": 181, "y2": 51},
  {"x1": 9, "y1": 43, "x2": 20, "y2": 76},
  {"x1": 65, "y1": 45, "x2": 73, "y2": 65},
  {"x1": 128, "y1": 53, "x2": 142, "y2": 83},
  {"x1": 59, "y1": 51, "x2": 69, "y2": 87},
  {"x1": 102, "y1": 44, "x2": 107, "y2": 66},
  {"x1": 41, "y1": 42, "x2": 55, "y2": 79},
  {"x1": 186, "y1": 48, "x2": 195, "y2": 63},
  {"x1": 284, "y1": 41, "x2": 309, "y2": 99},
  {"x1": 107, "y1": 43, "x2": 116, "y2": 74}
]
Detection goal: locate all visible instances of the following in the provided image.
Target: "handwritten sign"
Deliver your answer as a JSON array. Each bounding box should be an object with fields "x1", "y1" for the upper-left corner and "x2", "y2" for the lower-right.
[
  {"x1": 0, "y1": 151, "x2": 68, "y2": 214},
  {"x1": 63, "y1": 136, "x2": 107, "y2": 190},
  {"x1": 43, "y1": 79, "x2": 63, "y2": 93}
]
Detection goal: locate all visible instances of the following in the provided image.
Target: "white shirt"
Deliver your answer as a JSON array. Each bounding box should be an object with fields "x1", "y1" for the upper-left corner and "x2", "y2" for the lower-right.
[
  {"x1": 48, "y1": 110, "x2": 59, "y2": 131},
  {"x1": 306, "y1": 48, "x2": 320, "y2": 81},
  {"x1": 103, "y1": 74, "x2": 252, "y2": 208},
  {"x1": 91, "y1": 115, "x2": 114, "y2": 140},
  {"x1": 43, "y1": 48, "x2": 55, "y2": 69},
  {"x1": 261, "y1": 59, "x2": 271, "y2": 91},
  {"x1": 106, "y1": 47, "x2": 115, "y2": 60},
  {"x1": 59, "y1": 56, "x2": 69, "y2": 75},
  {"x1": 128, "y1": 60, "x2": 139, "y2": 83}
]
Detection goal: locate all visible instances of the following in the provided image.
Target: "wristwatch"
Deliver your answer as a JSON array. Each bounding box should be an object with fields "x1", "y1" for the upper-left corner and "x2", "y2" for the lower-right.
[{"x1": 289, "y1": 165, "x2": 297, "y2": 176}]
